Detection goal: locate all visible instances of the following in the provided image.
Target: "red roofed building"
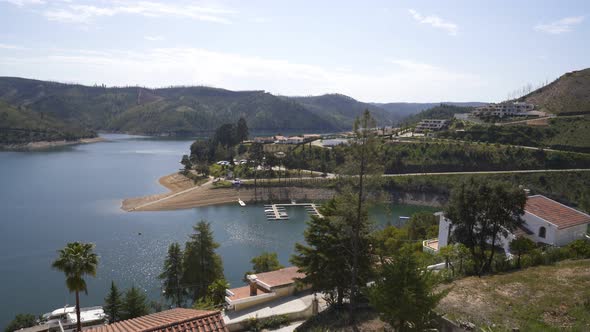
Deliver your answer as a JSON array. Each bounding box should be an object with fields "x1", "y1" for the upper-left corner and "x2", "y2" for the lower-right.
[
  {"x1": 225, "y1": 266, "x2": 308, "y2": 311},
  {"x1": 521, "y1": 195, "x2": 590, "y2": 246},
  {"x1": 85, "y1": 308, "x2": 227, "y2": 332},
  {"x1": 434, "y1": 195, "x2": 590, "y2": 253}
]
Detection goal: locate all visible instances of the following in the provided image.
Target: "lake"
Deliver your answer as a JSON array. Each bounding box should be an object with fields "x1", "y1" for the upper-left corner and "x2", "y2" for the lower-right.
[{"x1": 0, "y1": 134, "x2": 437, "y2": 327}]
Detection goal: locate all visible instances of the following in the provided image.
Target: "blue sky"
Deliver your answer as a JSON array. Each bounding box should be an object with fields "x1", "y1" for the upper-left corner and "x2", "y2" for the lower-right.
[{"x1": 0, "y1": 0, "x2": 588, "y2": 102}]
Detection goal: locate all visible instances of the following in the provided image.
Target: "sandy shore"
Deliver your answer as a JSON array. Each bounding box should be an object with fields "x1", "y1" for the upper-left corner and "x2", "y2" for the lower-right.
[
  {"x1": 122, "y1": 173, "x2": 336, "y2": 212},
  {"x1": 0, "y1": 137, "x2": 106, "y2": 151}
]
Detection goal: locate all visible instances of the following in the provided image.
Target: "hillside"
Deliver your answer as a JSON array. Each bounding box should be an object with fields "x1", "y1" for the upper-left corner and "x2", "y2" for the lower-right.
[
  {"x1": 0, "y1": 77, "x2": 341, "y2": 137},
  {"x1": 438, "y1": 259, "x2": 590, "y2": 331},
  {"x1": 402, "y1": 104, "x2": 474, "y2": 125},
  {"x1": 0, "y1": 100, "x2": 96, "y2": 145},
  {"x1": 374, "y1": 102, "x2": 485, "y2": 119},
  {"x1": 520, "y1": 68, "x2": 590, "y2": 115}
]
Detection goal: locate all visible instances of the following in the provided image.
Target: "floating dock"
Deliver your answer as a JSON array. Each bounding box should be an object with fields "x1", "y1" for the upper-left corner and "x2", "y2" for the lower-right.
[
  {"x1": 264, "y1": 202, "x2": 323, "y2": 220},
  {"x1": 264, "y1": 204, "x2": 289, "y2": 220}
]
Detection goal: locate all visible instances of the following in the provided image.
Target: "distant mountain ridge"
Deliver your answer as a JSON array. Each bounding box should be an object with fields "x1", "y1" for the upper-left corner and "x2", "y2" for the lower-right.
[{"x1": 0, "y1": 76, "x2": 488, "y2": 143}]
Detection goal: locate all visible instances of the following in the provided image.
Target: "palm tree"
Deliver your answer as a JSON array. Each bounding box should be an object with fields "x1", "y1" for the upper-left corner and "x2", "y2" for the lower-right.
[{"x1": 52, "y1": 242, "x2": 99, "y2": 332}]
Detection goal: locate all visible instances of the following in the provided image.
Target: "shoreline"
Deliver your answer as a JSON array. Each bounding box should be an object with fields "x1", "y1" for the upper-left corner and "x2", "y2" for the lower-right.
[
  {"x1": 122, "y1": 172, "x2": 444, "y2": 212},
  {"x1": 0, "y1": 136, "x2": 106, "y2": 151}
]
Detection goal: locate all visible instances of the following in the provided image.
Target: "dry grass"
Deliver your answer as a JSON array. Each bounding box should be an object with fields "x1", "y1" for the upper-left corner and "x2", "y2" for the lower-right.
[{"x1": 437, "y1": 259, "x2": 590, "y2": 331}]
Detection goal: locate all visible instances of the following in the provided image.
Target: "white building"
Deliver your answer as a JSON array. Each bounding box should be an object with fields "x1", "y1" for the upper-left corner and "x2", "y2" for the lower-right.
[
  {"x1": 414, "y1": 119, "x2": 449, "y2": 133},
  {"x1": 431, "y1": 195, "x2": 590, "y2": 254},
  {"x1": 472, "y1": 102, "x2": 535, "y2": 118}
]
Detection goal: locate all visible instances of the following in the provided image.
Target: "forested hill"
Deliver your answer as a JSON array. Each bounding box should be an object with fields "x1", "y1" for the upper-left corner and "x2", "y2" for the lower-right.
[
  {"x1": 402, "y1": 104, "x2": 474, "y2": 124},
  {"x1": 520, "y1": 68, "x2": 590, "y2": 115},
  {"x1": 0, "y1": 77, "x2": 490, "y2": 143},
  {"x1": 288, "y1": 94, "x2": 398, "y2": 130},
  {"x1": 0, "y1": 77, "x2": 339, "y2": 137}
]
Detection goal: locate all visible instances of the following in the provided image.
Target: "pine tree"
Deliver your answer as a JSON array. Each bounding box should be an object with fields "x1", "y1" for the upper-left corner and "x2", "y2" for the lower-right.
[
  {"x1": 368, "y1": 247, "x2": 446, "y2": 331},
  {"x1": 236, "y1": 117, "x2": 249, "y2": 142},
  {"x1": 291, "y1": 195, "x2": 373, "y2": 307},
  {"x1": 121, "y1": 286, "x2": 149, "y2": 319},
  {"x1": 159, "y1": 242, "x2": 186, "y2": 308},
  {"x1": 104, "y1": 281, "x2": 122, "y2": 323},
  {"x1": 341, "y1": 110, "x2": 382, "y2": 320},
  {"x1": 182, "y1": 220, "x2": 224, "y2": 302}
]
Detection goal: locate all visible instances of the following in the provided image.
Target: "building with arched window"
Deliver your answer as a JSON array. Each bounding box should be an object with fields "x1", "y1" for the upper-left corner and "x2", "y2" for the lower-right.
[{"x1": 431, "y1": 195, "x2": 590, "y2": 254}]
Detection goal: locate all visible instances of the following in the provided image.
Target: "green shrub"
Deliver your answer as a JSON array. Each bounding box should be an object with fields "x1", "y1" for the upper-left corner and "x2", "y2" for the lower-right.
[
  {"x1": 245, "y1": 314, "x2": 290, "y2": 331},
  {"x1": 565, "y1": 239, "x2": 590, "y2": 258}
]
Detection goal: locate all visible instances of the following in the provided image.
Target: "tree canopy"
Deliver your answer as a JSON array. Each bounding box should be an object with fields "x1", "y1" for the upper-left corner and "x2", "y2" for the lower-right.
[
  {"x1": 182, "y1": 221, "x2": 224, "y2": 303},
  {"x1": 445, "y1": 180, "x2": 527, "y2": 275}
]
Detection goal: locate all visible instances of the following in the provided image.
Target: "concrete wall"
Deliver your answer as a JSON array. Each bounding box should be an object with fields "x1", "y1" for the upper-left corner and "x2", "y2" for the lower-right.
[
  {"x1": 233, "y1": 293, "x2": 277, "y2": 312},
  {"x1": 438, "y1": 214, "x2": 452, "y2": 248},
  {"x1": 522, "y1": 212, "x2": 558, "y2": 245},
  {"x1": 555, "y1": 224, "x2": 589, "y2": 246},
  {"x1": 226, "y1": 301, "x2": 314, "y2": 332}
]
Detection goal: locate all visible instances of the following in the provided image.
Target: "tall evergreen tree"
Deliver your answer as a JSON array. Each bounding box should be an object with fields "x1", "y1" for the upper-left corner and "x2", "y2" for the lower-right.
[
  {"x1": 182, "y1": 220, "x2": 224, "y2": 302},
  {"x1": 292, "y1": 195, "x2": 373, "y2": 307},
  {"x1": 236, "y1": 117, "x2": 249, "y2": 142},
  {"x1": 341, "y1": 110, "x2": 382, "y2": 320},
  {"x1": 159, "y1": 242, "x2": 186, "y2": 308},
  {"x1": 104, "y1": 281, "x2": 122, "y2": 323},
  {"x1": 121, "y1": 286, "x2": 149, "y2": 319}
]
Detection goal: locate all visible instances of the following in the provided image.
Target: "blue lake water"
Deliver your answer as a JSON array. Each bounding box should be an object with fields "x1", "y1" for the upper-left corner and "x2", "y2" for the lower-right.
[{"x1": 0, "y1": 134, "x2": 436, "y2": 327}]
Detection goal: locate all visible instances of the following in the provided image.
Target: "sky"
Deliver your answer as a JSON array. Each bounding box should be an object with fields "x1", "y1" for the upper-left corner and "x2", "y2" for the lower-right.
[{"x1": 0, "y1": 0, "x2": 588, "y2": 103}]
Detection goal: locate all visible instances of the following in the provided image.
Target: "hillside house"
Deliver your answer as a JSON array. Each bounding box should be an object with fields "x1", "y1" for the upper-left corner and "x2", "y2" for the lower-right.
[
  {"x1": 225, "y1": 266, "x2": 309, "y2": 312},
  {"x1": 414, "y1": 119, "x2": 449, "y2": 133},
  {"x1": 429, "y1": 195, "x2": 590, "y2": 254},
  {"x1": 472, "y1": 102, "x2": 535, "y2": 118},
  {"x1": 254, "y1": 136, "x2": 275, "y2": 144}
]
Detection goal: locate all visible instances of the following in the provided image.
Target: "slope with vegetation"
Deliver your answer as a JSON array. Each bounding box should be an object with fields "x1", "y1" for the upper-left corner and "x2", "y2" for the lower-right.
[
  {"x1": 438, "y1": 259, "x2": 590, "y2": 331},
  {"x1": 520, "y1": 68, "x2": 590, "y2": 115},
  {"x1": 438, "y1": 115, "x2": 590, "y2": 153},
  {"x1": 402, "y1": 104, "x2": 473, "y2": 125},
  {"x1": 0, "y1": 100, "x2": 96, "y2": 145}
]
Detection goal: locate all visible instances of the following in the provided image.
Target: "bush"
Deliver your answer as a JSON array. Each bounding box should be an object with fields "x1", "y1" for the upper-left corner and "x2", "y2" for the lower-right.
[
  {"x1": 245, "y1": 314, "x2": 290, "y2": 331},
  {"x1": 5, "y1": 314, "x2": 37, "y2": 332},
  {"x1": 565, "y1": 239, "x2": 590, "y2": 258}
]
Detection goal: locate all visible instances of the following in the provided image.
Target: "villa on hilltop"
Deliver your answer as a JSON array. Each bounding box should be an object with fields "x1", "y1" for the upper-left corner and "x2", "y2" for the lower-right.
[
  {"x1": 425, "y1": 195, "x2": 590, "y2": 254},
  {"x1": 472, "y1": 101, "x2": 538, "y2": 118}
]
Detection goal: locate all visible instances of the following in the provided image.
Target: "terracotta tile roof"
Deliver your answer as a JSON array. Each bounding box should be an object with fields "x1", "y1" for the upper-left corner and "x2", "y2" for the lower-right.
[
  {"x1": 86, "y1": 308, "x2": 227, "y2": 332},
  {"x1": 525, "y1": 195, "x2": 590, "y2": 229},
  {"x1": 226, "y1": 285, "x2": 271, "y2": 301},
  {"x1": 254, "y1": 266, "x2": 304, "y2": 288}
]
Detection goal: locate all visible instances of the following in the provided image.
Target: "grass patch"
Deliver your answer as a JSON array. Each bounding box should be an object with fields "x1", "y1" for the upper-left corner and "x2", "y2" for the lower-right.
[{"x1": 437, "y1": 259, "x2": 590, "y2": 331}]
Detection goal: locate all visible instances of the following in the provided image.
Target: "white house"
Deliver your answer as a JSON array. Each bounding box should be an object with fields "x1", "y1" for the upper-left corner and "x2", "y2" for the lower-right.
[{"x1": 430, "y1": 195, "x2": 590, "y2": 254}]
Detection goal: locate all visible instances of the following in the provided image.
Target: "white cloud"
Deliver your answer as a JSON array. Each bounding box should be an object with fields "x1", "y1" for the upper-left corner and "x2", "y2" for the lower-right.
[
  {"x1": 408, "y1": 9, "x2": 458, "y2": 36},
  {"x1": 0, "y1": 47, "x2": 483, "y2": 102},
  {"x1": 144, "y1": 35, "x2": 164, "y2": 41},
  {"x1": 39, "y1": 1, "x2": 235, "y2": 24},
  {"x1": 0, "y1": 0, "x2": 45, "y2": 6},
  {"x1": 0, "y1": 43, "x2": 27, "y2": 50},
  {"x1": 534, "y1": 16, "x2": 584, "y2": 34}
]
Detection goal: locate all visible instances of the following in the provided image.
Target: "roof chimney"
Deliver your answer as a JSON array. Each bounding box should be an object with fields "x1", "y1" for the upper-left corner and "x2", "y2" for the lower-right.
[{"x1": 247, "y1": 274, "x2": 258, "y2": 296}]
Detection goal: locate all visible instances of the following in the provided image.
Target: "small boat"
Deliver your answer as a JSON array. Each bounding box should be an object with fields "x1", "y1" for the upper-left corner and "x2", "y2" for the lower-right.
[
  {"x1": 238, "y1": 199, "x2": 246, "y2": 207},
  {"x1": 20, "y1": 305, "x2": 107, "y2": 332}
]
